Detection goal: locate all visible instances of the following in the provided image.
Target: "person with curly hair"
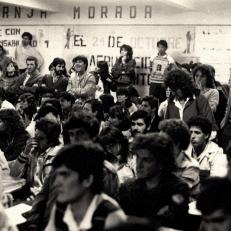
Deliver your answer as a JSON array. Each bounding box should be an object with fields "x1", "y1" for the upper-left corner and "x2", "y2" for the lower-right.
[
  {"x1": 193, "y1": 64, "x2": 219, "y2": 112},
  {"x1": 159, "y1": 69, "x2": 218, "y2": 131},
  {"x1": 0, "y1": 109, "x2": 30, "y2": 161}
]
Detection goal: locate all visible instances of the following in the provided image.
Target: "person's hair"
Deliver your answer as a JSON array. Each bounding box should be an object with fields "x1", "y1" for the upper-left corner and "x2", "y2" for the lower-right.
[
  {"x1": 72, "y1": 55, "x2": 88, "y2": 70},
  {"x1": 197, "y1": 178, "x2": 231, "y2": 215},
  {"x1": 84, "y1": 99, "x2": 104, "y2": 122},
  {"x1": 48, "y1": 62, "x2": 54, "y2": 71},
  {"x1": 130, "y1": 110, "x2": 151, "y2": 128},
  {"x1": 142, "y1": 96, "x2": 158, "y2": 110},
  {"x1": 187, "y1": 116, "x2": 212, "y2": 136},
  {"x1": 181, "y1": 63, "x2": 191, "y2": 73},
  {"x1": 159, "y1": 119, "x2": 190, "y2": 151},
  {"x1": 0, "y1": 45, "x2": 7, "y2": 55},
  {"x1": 0, "y1": 109, "x2": 25, "y2": 135},
  {"x1": 52, "y1": 57, "x2": 66, "y2": 67},
  {"x1": 98, "y1": 126, "x2": 129, "y2": 164},
  {"x1": 99, "y1": 94, "x2": 115, "y2": 114},
  {"x1": 35, "y1": 118, "x2": 61, "y2": 147},
  {"x1": 108, "y1": 105, "x2": 131, "y2": 131},
  {"x1": 193, "y1": 64, "x2": 214, "y2": 88},
  {"x1": 22, "y1": 32, "x2": 33, "y2": 41},
  {"x1": 165, "y1": 69, "x2": 196, "y2": 98},
  {"x1": 0, "y1": 88, "x2": 5, "y2": 100},
  {"x1": 132, "y1": 132, "x2": 176, "y2": 174},
  {"x1": 97, "y1": 61, "x2": 109, "y2": 74},
  {"x1": 34, "y1": 105, "x2": 59, "y2": 122},
  {"x1": 18, "y1": 93, "x2": 37, "y2": 120},
  {"x1": 26, "y1": 56, "x2": 38, "y2": 67},
  {"x1": 53, "y1": 142, "x2": 104, "y2": 194},
  {"x1": 63, "y1": 112, "x2": 100, "y2": 144},
  {"x1": 5, "y1": 61, "x2": 19, "y2": 77},
  {"x1": 117, "y1": 88, "x2": 130, "y2": 98},
  {"x1": 157, "y1": 40, "x2": 168, "y2": 49},
  {"x1": 120, "y1": 44, "x2": 133, "y2": 60},
  {"x1": 59, "y1": 92, "x2": 75, "y2": 105},
  {"x1": 127, "y1": 85, "x2": 139, "y2": 98},
  {"x1": 42, "y1": 98, "x2": 62, "y2": 118}
]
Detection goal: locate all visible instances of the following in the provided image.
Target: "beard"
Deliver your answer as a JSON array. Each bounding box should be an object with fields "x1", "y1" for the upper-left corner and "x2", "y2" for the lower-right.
[{"x1": 55, "y1": 69, "x2": 63, "y2": 75}]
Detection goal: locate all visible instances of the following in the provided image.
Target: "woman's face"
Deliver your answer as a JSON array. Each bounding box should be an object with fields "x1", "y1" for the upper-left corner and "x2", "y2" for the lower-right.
[
  {"x1": 195, "y1": 70, "x2": 207, "y2": 89},
  {"x1": 105, "y1": 142, "x2": 121, "y2": 156},
  {"x1": 120, "y1": 48, "x2": 128, "y2": 57},
  {"x1": 6, "y1": 63, "x2": 16, "y2": 76}
]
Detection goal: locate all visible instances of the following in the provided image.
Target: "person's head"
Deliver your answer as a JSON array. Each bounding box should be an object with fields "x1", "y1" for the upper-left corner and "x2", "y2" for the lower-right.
[
  {"x1": 26, "y1": 56, "x2": 38, "y2": 74},
  {"x1": 83, "y1": 99, "x2": 104, "y2": 122},
  {"x1": 117, "y1": 88, "x2": 130, "y2": 105},
  {"x1": 96, "y1": 61, "x2": 109, "y2": 75},
  {"x1": 98, "y1": 126, "x2": 129, "y2": 164},
  {"x1": 141, "y1": 96, "x2": 158, "y2": 117},
  {"x1": 165, "y1": 69, "x2": 195, "y2": 100},
  {"x1": 188, "y1": 116, "x2": 212, "y2": 151},
  {"x1": 159, "y1": 119, "x2": 190, "y2": 154},
  {"x1": 0, "y1": 45, "x2": 7, "y2": 57},
  {"x1": 72, "y1": 55, "x2": 88, "y2": 73},
  {"x1": 63, "y1": 112, "x2": 100, "y2": 144},
  {"x1": 22, "y1": 32, "x2": 32, "y2": 46},
  {"x1": 193, "y1": 64, "x2": 214, "y2": 89},
  {"x1": 197, "y1": 178, "x2": 231, "y2": 231},
  {"x1": 42, "y1": 98, "x2": 62, "y2": 119},
  {"x1": 130, "y1": 110, "x2": 150, "y2": 136},
  {"x1": 39, "y1": 91, "x2": 55, "y2": 106},
  {"x1": 35, "y1": 118, "x2": 61, "y2": 152},
  {"x1": 157, "y1": 40, "x2": 168, "y2": 56},
  {"x1": 132, "y1": 132, "x2": 176, "y2": 179},
  {"x1": 52, "y1": 58, "x2": 66, "y2": 76},
  {"x1": 17, "y1": 93, "x2": 37, "y2": 119},
  {"x1": 108, "y1": 105, "x2": 131, "y2": 131},
  {"x1": 59, "y1": 92, "x2": 75, "y2": 111},
  {"x1": 99, "y1": 94, "x2": 115, "y2": 115},
  {"x1": 120, "y1": 44, "x2": 133, "y2": 60},
  {"x1": 5, "y1": 61, "x2": 19, "y2": 78},
  {"x1": 53, "y1": 142, "x2": 104, "y2": 203}
]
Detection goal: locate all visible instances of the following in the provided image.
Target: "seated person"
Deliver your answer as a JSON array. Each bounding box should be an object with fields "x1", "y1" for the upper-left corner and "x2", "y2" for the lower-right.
[
  {"x1": 119, "y1": 133, "x2": 189, "y2": 229},
  {"x1": 186, "y1": 116, "x2": 228, "y2": 181},
  {"x1": 10, "y1": 118, "x2": 62, "y2": 198},
  {"x1": 45, "y1": 142, "x2": 126, "y2": 231}
]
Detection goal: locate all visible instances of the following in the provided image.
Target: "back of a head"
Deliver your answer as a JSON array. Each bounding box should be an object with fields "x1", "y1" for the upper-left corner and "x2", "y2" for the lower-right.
[
  {"x1": 159, "y1": 119, "x2": 190, "y2": 151},
  {"x1": 53, "y1": 141, "x2": 104, "y2": 194}
]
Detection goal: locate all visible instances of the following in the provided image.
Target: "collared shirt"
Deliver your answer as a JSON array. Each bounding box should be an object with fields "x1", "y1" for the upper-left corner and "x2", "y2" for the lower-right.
[
  {"x1": 23, "y1": 73, "x2": 31, "y2": 86},
  {"x1": 173, "y1": 97, "x2": 190, "y2": 120}
]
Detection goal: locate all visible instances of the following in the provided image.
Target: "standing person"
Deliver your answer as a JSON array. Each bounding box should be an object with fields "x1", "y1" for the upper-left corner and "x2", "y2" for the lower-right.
[
  {"x1": 111, "y1": 44, "x2": 136, "y2": 90},
  {"x1": 15, "y1": 32, "x2": 44, "y2": 73},
  {"x1": 149, "y1": 40, "x2": 175, "y2": 103},
  {"x1": 41, "y1": 58, "x2": 69, "y2": 94},
  {"x1": 67, "y1": 55, "x2": 96, "y2": 100}
]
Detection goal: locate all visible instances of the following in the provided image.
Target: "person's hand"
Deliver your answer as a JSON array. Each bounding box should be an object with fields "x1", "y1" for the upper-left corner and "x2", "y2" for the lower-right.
[{"x1": 24, "y1": 138, "x2": 39, "y2": 156}]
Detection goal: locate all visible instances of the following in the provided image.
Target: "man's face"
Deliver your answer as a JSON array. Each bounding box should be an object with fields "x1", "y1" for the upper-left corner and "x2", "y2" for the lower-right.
[
  {"x1": 55, "y1": 64, "x2": 65, "y2": 75},
  {"x1": 136, "y1": 149, "x2": 159, "y2": 179},
  {"x1": 68, "y1": 128, "x2": 90, "y2": 143},
  {"x1": 35, "y1": 129, "x2": 49, "y2": 152},
  {"x1": 60, "y1": 98, "x2": 72, "y2": 110},
  {"x1": 131, "y1": 118, "x2": 146, "y2": 136},
  {"x1": 141, "y1": 101, "x2": 152, "y2": 116},
  {"x1": 190, "y1": 126, "x2": 208, "y2": 150},
  {"x1": 73, "y1": 60, "x2": 86, "y2": 73},
  {"x1": 157, "y1": 44, "x2": 167, "y2": 56},
  {"x1": 201, "y1": 209, "x2": 231, "y2": 231},
  {"x1": 54, "y1": 165, "x2": 87, "y2": 203},
  {"x1": 117, "y1": 94, "x2": 127, "y2": 105},
  {"x1": 26, "y1": 60, "x2": 37, "y2": 74},
  {"x1": 22, "y1": 36, "x2": 31, "y2": 46},
  {"x1": 83, "y1": 103, "x2": 93, "y2": 114}
]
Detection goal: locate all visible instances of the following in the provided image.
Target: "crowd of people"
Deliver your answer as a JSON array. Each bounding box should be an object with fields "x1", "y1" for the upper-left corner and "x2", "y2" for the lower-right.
[{"x1": 0, "y1": 31, "x2": 230, "y2": 231}]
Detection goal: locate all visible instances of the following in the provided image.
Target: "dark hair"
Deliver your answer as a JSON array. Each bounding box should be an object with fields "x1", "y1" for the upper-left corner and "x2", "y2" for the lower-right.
[
  {"x1": 5, "y1": 61, "x2": 19, "y2": 77},
  {"x1": 157, "y1": 40, "x2": 168, "y2": 49},
  {"x1": 72, "y1": 55, "x2": 88, "y2": 70},
  {"x1": 197, "y1": 178, "x2": 231, "y2": 215},
  {"x1": 22, "y1": 32, "x2": 33, "y2": 41},
  {"x1": 26, "y1": 56, "x2": 38, "y2": 67},
  {"x1": 64, "y1": 112, "x2": 100, "y2": 143},
  {"x1": 193, "y1": 64, "x2": 214, "y2": 88},
  {"x1": 130, "y1": 110, "x2": 151, "y2": 128},
  {"x1": 34, "y1": 105, "x2": 59, "y2": 121},
  {"x1": 132, "y1": 132, "x2": 176, "y2": 174},
  {"x1": 159, "y1": 119, "x2": 190, "y2": 150},
  {"x1": 187, "y1": 116, "x2": 212, "y2": 136},
  {"x1": 52, "y1": 57, "x2": 66, "y2": 67},
  {"x1": 142, "y1": 96, "x2": 158, "y2": 110},
  {"x1": 98, "y1": 126, "x2": 129, "y2": 164},
  {"x1": 99, "y1": 94, "x2": 115, "y2": 114},
  {"x1": 35, "y1": 118, "x2": 61, "y2": 146},
  {"x1": 97, "y1": 61, "x2": 109, "y2": 73},
  {"x1": 84, "y1": 99, "x2": 104, "y2": 122},
  {"x1": 165, "y1": 69, "x2": 196, "y2": 98},
  {"x1": 120, "y1": 44, "x2": 133, "y2": 60},
  {"x1": 42, "y1": 98, "x2": 62, "y2": 118},
  {"x1": 53, "y1": 142, "x2": 104, "y2": 194},
  {"x1": 117, "y1": 88, "x2": 130, "y2": 97},
  {"x1": 59, "y1": 92, "x2": 75, "y2": 104}
]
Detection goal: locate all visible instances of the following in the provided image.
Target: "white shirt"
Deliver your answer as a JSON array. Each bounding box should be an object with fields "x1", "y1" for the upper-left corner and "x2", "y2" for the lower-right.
[{"x1": 173, "y1": 98, "x2": 190, "y2": 120}]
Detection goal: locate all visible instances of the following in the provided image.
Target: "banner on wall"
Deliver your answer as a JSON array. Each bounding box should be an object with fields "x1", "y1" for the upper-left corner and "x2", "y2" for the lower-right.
[{"x1": 0, "y1": 25, "x2": 195, "y2": 95}]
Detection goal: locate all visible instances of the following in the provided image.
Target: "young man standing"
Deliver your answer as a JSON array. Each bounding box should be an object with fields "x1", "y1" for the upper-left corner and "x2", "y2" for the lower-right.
[
  {"x1": 45, "y1": 142, "x2": 126, "y2": 231},
  {"x1": 149, "y1": 40, "x2": 174, "y2": 103}
]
